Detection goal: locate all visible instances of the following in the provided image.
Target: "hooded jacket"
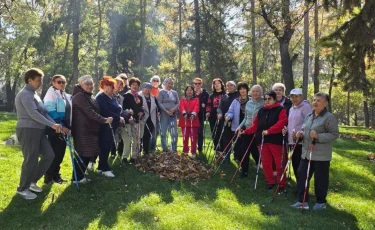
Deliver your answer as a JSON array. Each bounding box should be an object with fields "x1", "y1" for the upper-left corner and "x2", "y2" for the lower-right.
[{"x1": 287, "y1": 100, "x2": 312, "y2": 144}]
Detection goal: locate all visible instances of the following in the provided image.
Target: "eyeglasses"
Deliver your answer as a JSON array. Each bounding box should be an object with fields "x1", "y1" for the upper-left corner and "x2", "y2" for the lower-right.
[
  {"x1": 152, "y1": 80, "x2": 159, "y2": 82},
  {"x1": 55, "y1": 80, "x2": 66, "y2": 85},
  {"x1": 121, "y1": 77, "x2": 127, "y2": 80},
  {"x1": 194, "y1": 82, "x2": 202, "y2": 85},
  {"x1": 264, "y1": 97, "x2": 273, "y2": 101}
]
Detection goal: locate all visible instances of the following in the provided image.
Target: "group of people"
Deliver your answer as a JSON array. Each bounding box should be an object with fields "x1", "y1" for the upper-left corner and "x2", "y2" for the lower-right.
[{"x1": 15, "y1": 68, "x2": 339, "y2": 212}]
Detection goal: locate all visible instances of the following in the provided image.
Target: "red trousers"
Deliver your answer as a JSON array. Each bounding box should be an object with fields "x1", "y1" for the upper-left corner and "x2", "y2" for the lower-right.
[
  {"x1": 260, "y1": 143, "x2": 286, "y2": 187},
  {"x1": 181, "y1": 127, "x2": 198, "y2": 154}
]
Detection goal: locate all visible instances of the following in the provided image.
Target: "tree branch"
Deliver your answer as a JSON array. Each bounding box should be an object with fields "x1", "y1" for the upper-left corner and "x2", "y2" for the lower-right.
[{"x1": 259, "y1": 0, "x2": 280, "y2": 38}]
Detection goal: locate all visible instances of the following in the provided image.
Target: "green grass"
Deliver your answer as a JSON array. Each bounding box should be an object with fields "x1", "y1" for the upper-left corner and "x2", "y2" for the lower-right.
[
  {"x1": 0, "y1": 112, "x2": 374, "y2": 229},
  {"x1": 0, "y1": 112, "x2": 17, "y2": 141},
  {"x1": 340, "y1": 126, "x2": 375, "y2": 139}
]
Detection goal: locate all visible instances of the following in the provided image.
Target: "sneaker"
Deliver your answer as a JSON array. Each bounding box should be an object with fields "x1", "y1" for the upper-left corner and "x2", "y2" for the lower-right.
[
  {"x1": 53, "y1": 174, "x2": 67, "y2": 184},
  {"x1": 290, "y1": 201, "x2": 309, "y2": 210},
  {"x1": 29, "y1": 183, "x2": 43, "y2": 193},
  {"x1": 191, "y1": 153, "x2": 197, "y2": 159},
  {"x1": 266, "y1": 184, "x2": 275, "y2": 190},
  {"x1": 87, "y1": 162, "x2": 94, "y2": 170},
  {"x1": 312, "y1": 203, "x2": 326, "y2": 211},
  {"x1": 102, "y1": 171, "x2": 115, "y2": 178},
  {"x1": 17, "y1": 189, "x2": 37, "y2": 200},
  {"x1": 72, "y1": 178, "x2": 91, "y2": 184},
  {"x1": 96, "y1": 169, "x2": 102, "y2": 173}
]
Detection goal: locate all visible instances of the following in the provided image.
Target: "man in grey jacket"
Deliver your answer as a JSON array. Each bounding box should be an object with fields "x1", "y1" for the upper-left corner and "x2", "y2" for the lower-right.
[
  {"x1": 291, "y1": 92, "x2": 339, "y2": 211},
  {"x1": 15, "y1": 68, "x2": 63, "y2": 200}
]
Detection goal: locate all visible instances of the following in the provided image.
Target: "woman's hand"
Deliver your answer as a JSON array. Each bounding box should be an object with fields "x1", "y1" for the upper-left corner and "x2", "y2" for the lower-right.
[
  {"x1": 206, "y1": 113, "x2": 210, "y2": 120},
  {"x1": 225, "y1": 116, "x2": 231, "y2": 122},
  {"x1": 238, "y1": 130, "x2": 244, "y2": 137},
  {"x1": 310, "y1": 130, "x2": 318, "y2": 139},
  {"x1": 105, "y1": 117, "x2": 113, "y2": 124},
  {"x1": 51, "y1": 124, "x2": 62, "y2": 133},
  {"x1": 296, "y1": 131, "x2": 304, "y2": 139},
  {"x1": 262, "y1": 130, "x2": 268, "y2": 136},
  {"x1": 282, "y1": 126, "x2": 287, "y2": 136},
  {"x1": 120, "y1": 117, "x2": 125, "y2": 124}
]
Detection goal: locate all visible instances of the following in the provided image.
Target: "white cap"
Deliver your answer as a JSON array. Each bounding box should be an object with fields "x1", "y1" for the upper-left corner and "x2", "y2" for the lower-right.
[{"x1": 289, "y1": 88, "x2": 303, "y2": 96}]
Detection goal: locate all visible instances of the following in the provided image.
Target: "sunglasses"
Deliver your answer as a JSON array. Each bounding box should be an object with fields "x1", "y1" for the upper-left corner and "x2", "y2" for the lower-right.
[
  {"x1": 194, "y1": 82, "x2": 202, "y2": 85},
  {"x1": 55, "y1": 80, "x2": 66, "y2": 85},
  {"x1": 152, "y1": 80, "x2": 159, "y2": 82},
  {"x1": 264, "y1": 97, "x2": 273, "y2": 101}
]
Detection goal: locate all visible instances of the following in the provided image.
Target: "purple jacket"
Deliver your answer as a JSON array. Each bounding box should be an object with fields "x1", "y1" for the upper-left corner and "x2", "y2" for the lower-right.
[{"x1": 287, "y1": 100, "x2": 312, "y2": 144}]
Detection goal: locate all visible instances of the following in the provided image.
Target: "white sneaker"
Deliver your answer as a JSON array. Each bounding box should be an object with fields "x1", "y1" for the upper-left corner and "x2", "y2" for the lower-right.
[
  {"x1": 101, "y1": 171, "x2": 115, "y2": 178},
  {"x1": 72, "y1": 178, "x2": 91, "y2": 184},
  {"x1": 87, "y1": 162, "x2": 94, "y2": 170},
  {"x1": 29, "y1": 183, "x2": 43, "y2": 193},
  {"x1": 17, "y1": 189, "x2": 37, "y2": 200},
  {"x1": 96, "y1": 169, "x2": 102, "y2": 173}
]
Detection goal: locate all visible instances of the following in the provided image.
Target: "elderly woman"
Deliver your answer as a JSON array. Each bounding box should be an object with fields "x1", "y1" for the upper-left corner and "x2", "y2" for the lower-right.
[
  {"x1": 96, "y1": 76, "x2": 124, "y2": 177},
  {"x1": 158, "y1": 77, "x2": 179, "y2": 152},
  {"x1": 282, "y1": 89, "x2": 312, "y2": 181},
  {"x1": 206, "y1": 78, "x2": 225, "y2": 153},
  {"x1": 240, "y1": 91, "x2": 287, "y2": 191},
  {"x1": 272, "y1": 83, "x2": 292, "y2": 115},
  {"x1": 71, "y1": 75, "x2": 113, "y2": 182},
  {"x1": 150, "y1": 75, "x2": 161, "y2": 98},
  {"x1": 110, "y1": 77, "x2": 125, "y2": 158},
  {"x1": 122, "y1": 77, "x2": 144, "y2": 164},
  {"x1": 291, "y1": 92, "x2": 339, "y2": 211},
  {"x1": 139, "y1": 82, "x2": 159, "y2": 155},
  {"x1": 15, "y1": 68, "x2": 63, "y2": 199},
  {"x1": 235, "y1": 85, "x2": 265, "y2": 177},
  {"x1": 43, "y1": 74, "x2": 72, "y2": 184},
  {"x1": 225, "y1": 82, "x2": 251, "y2": 161}
]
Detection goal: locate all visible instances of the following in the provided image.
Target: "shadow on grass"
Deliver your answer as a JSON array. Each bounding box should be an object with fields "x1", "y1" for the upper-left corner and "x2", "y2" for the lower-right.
[{"x1": 0, "y1": 138, "x2": 368, "y2": 229}]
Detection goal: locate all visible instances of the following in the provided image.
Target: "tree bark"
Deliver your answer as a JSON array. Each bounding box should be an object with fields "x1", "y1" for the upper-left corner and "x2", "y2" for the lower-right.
[
  {"x1": 328, "y1": 56, "x2": 335, "y2": 113},
  {"x1": 302, "y1": 0, "x2": 309, "y2": 98},
  {"x1": 313, "y1": 3, "x2": 320, "y2": 93},
  {"x1": 346, "y1": 91, "x2": 350, "y2": 126},
  {"x1": 178, "y1": 0, "x2": 182, "y2": 80},
  {"x1": 139, "y1": 0, "x2": 146, "y2": 72},
  {"x1": 194, "y1": 0, "x2": 201, "y2": 77},
  {"x1": 279, "y1": 37, "x2": 295, "y2": 94},
  {"x1": 250, "y1": 0, "x2": 257, "y2": 84},
  {"x1": 72, "y1": 0, "x2": 81, "y2": 88}
]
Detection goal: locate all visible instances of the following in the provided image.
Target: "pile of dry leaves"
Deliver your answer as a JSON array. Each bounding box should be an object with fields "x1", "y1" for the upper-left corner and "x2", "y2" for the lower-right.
[{"x1": 134, "y1": 151, "x2": 208, "y2": 180}]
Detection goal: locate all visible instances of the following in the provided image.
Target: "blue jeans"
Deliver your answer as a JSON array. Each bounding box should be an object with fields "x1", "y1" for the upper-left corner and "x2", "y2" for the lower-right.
[{"x1": 160, "y1": 112, "x2": 178, "y2": 151}]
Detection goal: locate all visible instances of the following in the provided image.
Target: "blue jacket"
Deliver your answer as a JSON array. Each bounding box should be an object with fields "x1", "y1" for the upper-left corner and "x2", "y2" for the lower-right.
[
  {"x1": 225, "y1": 96, "x2": 250, "y2": 131},
  {"x1": 43, "y1": 86, "x2": 72, "y2": 126},
  {"x1": 95, "y1": 92, "x2": 122, "y2": 129}
]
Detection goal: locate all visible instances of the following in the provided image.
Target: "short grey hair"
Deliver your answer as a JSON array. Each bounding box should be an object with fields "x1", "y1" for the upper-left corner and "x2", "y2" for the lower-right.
[
  {"x1": 272, "y1": 83, "x2": 286, "y2": 92},
  {"x1": 78, "y1": 75, "x2": 93, "y2": 85},
  {"x1": 150, "y1": 75, "x2": 161, "y2": 83},
  {"x1": 250, "y1": 84, "x2": 263, "y2": 95}
]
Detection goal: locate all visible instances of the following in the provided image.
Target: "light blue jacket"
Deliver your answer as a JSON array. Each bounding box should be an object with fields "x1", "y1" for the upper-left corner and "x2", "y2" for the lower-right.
[
  {"x1": 225, "y1": 96, "x2": 250, "y2": 131},
  {"x1": 239, "y1": 98, "x2": 265, "y2": 129},
  {"x1": 43, "y1": 86, "x2": 72, "y2": 126}
]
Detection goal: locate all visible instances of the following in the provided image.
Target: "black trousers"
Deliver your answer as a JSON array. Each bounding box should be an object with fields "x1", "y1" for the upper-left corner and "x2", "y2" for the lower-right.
[
  {"x1": 239, "y1": 134, "x2": 259, "y2": 175},
  {"x1": 221, "y1": 127, "x2": 234, "y2": 160},
  {"x1": 289, "y1": 144, "x2": 302, "y2": 181},
  {"x1": 111, "y1": 138, "x2": 123, "y2": 157},
  {"x1": 297, "y1": 159, "x2": 330, "y2": 203},
  {"x1": 72, "y1": 155, "x2": 90, "y2": 181},
  {"x1": 98, "y1": 126, "x2": 113, "y2": 171},
  {"x1": 197, "y1": 118, "x2": 205, "y2": 151},
  {"x1": 143, "y1": 119, "x2": 154, "y2": 154},
  {"x1": 46, "y1": 133, "x2": 66, "y2": 177}
]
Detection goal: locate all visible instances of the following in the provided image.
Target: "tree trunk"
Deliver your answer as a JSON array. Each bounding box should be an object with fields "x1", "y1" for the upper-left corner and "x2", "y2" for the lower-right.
[
  {"x1": 178, "y1": 0, "x2": 182, "y2": 80},
  {"x1": 279, "y1": 37, "x2": 295, "y2": 94},
  {"x1": 354, "y1": 112, "x2": 358, "y2": 126},
  {"x1": 194, "y1": 0, "x2": 201, "y2": 77},
  {"x1": 5, "y1": 78, "x2": 17, "y2": 112},
  {"x1": 302, "y1": 0, "x2": 309, "y2": 99},
  {"x1": 251, "y1": 0, "x2": 257, "y2": 84},
  {"x1": 72, "y1": 0, "x2": 81, "y2": 88},
  {"x1": 328, "y1": 56, "x2": 335, "y2": 113},
  {"x1": 346, "y1": 91, "x2": 350, "y2": 126},
  {"x1": 313, "y1": 3, "x2": 320, "y2": 93},
  {"x1": 364, "y1": 99, "x2": 370, "y2": 128},
  {"x1": 139, "y1": 0, "x2": 146, "y2": 73},
  {"x1": 94, "y1": 0, "x2": 103, "y2": 86}
]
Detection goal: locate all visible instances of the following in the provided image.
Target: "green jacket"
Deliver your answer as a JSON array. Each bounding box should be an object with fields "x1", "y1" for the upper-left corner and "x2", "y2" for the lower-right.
[{"x1": 301, "y1": 108, "x2": 339, "y2": 161}]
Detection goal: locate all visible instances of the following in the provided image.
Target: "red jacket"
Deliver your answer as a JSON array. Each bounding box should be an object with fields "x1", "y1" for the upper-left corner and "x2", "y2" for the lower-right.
[
  {"x1": 178, "y1": 97, "x2": 200, "y2": 128},
  {"x1": 244, "y1": 102, "x2": 287, "y2": 135}
]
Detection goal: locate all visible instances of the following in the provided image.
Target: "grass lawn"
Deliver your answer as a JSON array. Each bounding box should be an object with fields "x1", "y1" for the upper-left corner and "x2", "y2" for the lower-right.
[{"x1": 0, "y1": 112, "x2": 374, "y2": 229}]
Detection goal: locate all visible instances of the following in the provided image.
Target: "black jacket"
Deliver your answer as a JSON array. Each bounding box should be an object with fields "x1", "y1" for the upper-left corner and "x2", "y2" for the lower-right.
[
  {"x1": 123, "y1": 91, "x2": 144, "y2": 123},
  {"x1": 217, "y1": 91, "x2": 239, "y2": 115}
]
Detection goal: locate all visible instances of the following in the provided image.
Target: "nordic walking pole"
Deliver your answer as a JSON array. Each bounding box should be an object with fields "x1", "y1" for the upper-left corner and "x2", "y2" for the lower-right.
[
  {"x1": 230, "y1": 135, "x2": 255, "y2": 184},
  {"x1": 302, "y1": 138, "x2": 316, "y2": 212},
  {"x1": 213, "y1": 135, "x2": 240, "y2": 176},
  {"x1": 209, "y1": 120, "x2": 227, "y2": 164},
  {"x1": 254, "y1": 135, "x2": 265, "y2": 190},
  {"x1": 65, "y1": 136, "x2": 90, "y2": 178},
  {"x1": 67, "y1": 136, "x2": 79, "y2": 191},
  {"x1": 272, "y1": 137, "x2": 300, "y2": 202},
  {"x1": 206, "y1": 120, "x2": 219, "y2": 157},
  {"x1": 206, "y1": 135, "x2": 236, "y2": 176},
  {"x1": 109, "y1": 123, "x2": 118, "y2": 152}
]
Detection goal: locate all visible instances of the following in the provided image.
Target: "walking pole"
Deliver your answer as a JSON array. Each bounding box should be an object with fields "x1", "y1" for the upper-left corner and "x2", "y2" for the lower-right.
[
  {"x1": 190, "y1": 118, "x2": 194, "y2": 156},
  {"x1": 254, "y1": 136, "x2": 265, "y2": 190},
  {"x1": 302, "y1": 139, "x2": 316, "y2": 212},
  {"x1": 206, "y1": 135, "x2": 236, "y2": 176},
  {"x1": 230, "y1": 135, "x2": 255, "y2": 184},
  {"x1": 109, "y1": 123, "x2": 118, "y2": 152},
  {"x1": 287, "y1": 129, "x2": 296, "y2": 180},
  {"x1": 205, "y1": 120, "x2": 219, "y2": 156},
  {"x1": 67, "y1": 135, "x2": 79, "y2": 191},
  {"x1": 209, "y1": 120, "x2": 227, "y2": 164},
  {"x1": 213, "y1": 135, "x2": 240, "y2": 176},
  {"x1": 145, "y1": 122, "x2": 158, "y2": 153},
  {"x1": 271, "y1": 137, "x2": 300, "y2": 202}
]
